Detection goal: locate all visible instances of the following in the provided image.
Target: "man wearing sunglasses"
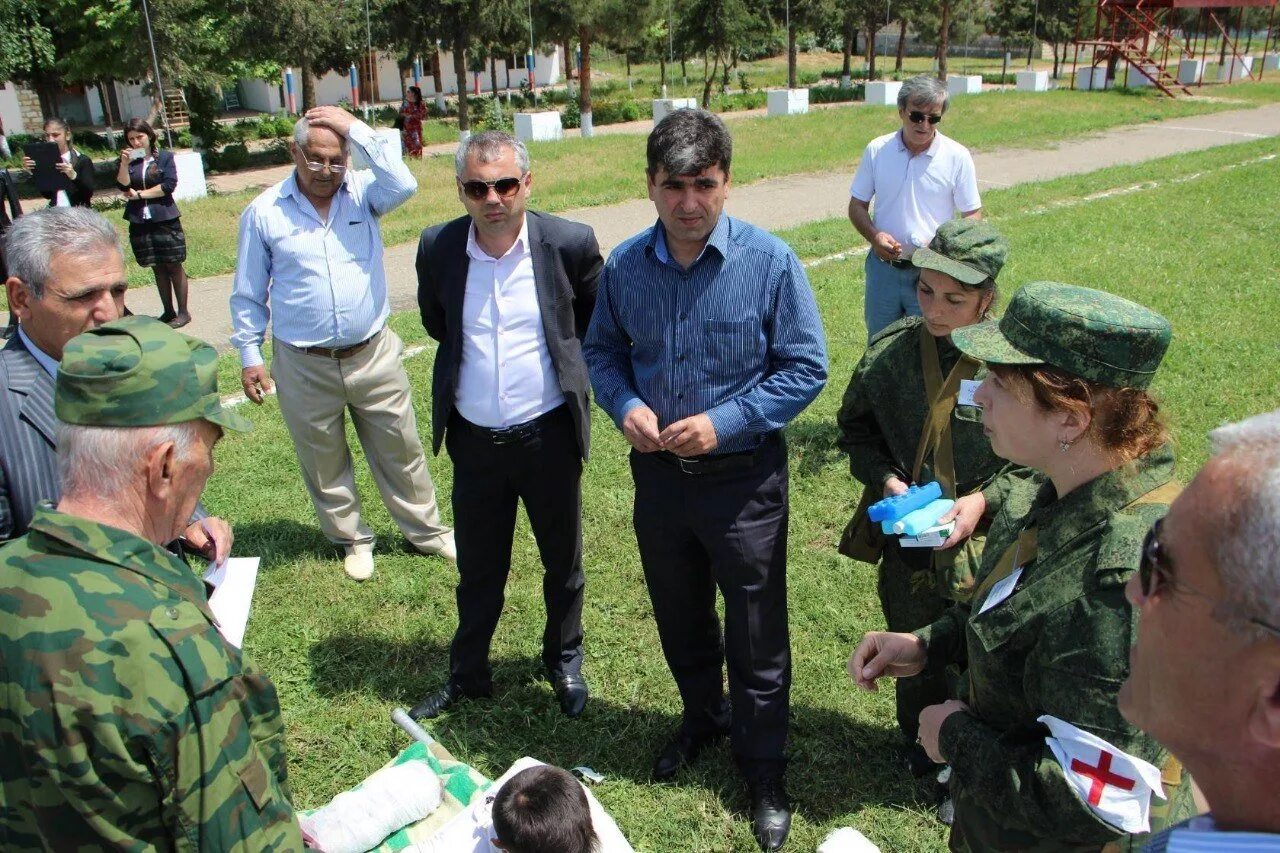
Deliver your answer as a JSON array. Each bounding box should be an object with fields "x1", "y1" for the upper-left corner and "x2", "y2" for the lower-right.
[
  {"x1": 848, "y1": 75, "x2": 983, "y2": 340},
  {"x1": 412, "y1": 131, "x2": 602, "y2": 721},
  {"x1": 1119, "y1": 409, "x2": 1280, "y2": 847},
  {"x1": 231, "y1": 105, "x2": 454, "y2": 581}
]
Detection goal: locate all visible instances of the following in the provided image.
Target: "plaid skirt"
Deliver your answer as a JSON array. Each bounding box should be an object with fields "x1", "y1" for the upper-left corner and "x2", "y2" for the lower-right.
[{"x1": 129, "y1": 217, "x2": 187, "y2": 267}]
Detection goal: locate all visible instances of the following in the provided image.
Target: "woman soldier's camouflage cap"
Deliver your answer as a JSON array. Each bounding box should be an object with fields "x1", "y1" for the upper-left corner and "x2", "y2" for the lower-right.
[
  {"x1": 55, "y1": 316, "x2": 252, "y2": 432},
  {"x1": 950, "y1": 282, "x2": 1172, "y2": 389}
]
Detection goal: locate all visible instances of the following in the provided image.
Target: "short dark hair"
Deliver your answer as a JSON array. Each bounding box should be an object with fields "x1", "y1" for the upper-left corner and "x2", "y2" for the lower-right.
[
  {"x1": 124, "y1": 118, "x2": 158, "y2": 152},
  {"x1": 646, "y1": 108, "x2": 732, "y2": 180},
  {"x1": 491, "y1": 765, "x2": 597, "y2": 853}
]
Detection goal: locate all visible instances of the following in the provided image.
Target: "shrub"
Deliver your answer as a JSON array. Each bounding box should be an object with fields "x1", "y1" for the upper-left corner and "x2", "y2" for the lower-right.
[
  {"x1": 810, "y1": 84, "x2": 863, "y2": 103},
  {"x1": 980, "y1": 72, "x2": 1017, "y2": 85},
  {"x1": 563, "y1": 98, "x2": 581, "y2": 128},
  {"x1": 478, "y1": 98, "x2": 513, "y2": 132}
]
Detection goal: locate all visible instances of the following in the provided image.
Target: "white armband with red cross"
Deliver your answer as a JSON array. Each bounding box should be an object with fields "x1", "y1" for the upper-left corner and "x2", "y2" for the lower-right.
[{"x1": 1038, "y1": 715, "x2": 1168, "y2": 834}]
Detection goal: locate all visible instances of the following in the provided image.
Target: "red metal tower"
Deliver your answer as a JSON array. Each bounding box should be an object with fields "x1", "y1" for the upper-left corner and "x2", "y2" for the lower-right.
[{"x1": 1072, "y1": 0, "x2": 1278, "y2": 96}]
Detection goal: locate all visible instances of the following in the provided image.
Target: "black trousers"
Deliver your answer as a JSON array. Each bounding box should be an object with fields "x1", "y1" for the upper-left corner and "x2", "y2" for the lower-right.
[
  {"x1": 446, "y1": 406, "x2": 585, "y2": 691},
  {"x1": 631, "y1": 435, "x2": 791, "y2": 781}
]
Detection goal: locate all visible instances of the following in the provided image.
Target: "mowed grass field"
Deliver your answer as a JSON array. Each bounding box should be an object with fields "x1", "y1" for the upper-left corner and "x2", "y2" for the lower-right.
[
  {"x1": 88, "y1": 80, "x2": 1280, "y2": 290},
  {"x1": 197, "y1": 137, "x2": 1280, "y2": 851}
]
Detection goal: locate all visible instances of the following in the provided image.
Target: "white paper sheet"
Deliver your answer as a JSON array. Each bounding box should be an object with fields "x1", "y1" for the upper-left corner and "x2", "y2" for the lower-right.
[{"x1": 202, "y1": 557, "x2": 260, "y2": 648}]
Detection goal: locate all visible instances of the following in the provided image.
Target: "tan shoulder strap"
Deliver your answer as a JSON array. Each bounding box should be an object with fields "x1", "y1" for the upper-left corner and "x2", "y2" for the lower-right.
[
  {"x1": 970, "y1": 527, "x2": 1038, "y2": 605},
  {"x1": 970, "y1": 479, "x2": 1179, "y2": 606},
  {"x1": 911, "y1": 327, "x2": 980, "y2": 493},
  {"x1": 1128, "y1": 480, "x2": 1181, "y2": 508}
]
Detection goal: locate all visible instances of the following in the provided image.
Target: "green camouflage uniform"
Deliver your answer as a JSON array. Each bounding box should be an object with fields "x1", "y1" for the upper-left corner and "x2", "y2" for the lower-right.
[
  {"x1": 836, "y1": 219, "x2": 1012, "y2": 742},
  {"x1": 914, "y1": 283, "x2": 1194, "y2": 850},
  {"x1": 0, "y1": 317, "x2": 298, "y2": 850},
  {"x1": 836, "y1": 316, "x2": 1007, "y2": 740}
]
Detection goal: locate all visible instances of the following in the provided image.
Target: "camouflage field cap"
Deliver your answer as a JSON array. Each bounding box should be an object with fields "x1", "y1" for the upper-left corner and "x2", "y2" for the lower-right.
[
  {"x1": 55, "y1": 316, "x2": 252, "y2": 432},
  {"x1": 951, "y1": 282, "x2": 1171, "y2": 389},
  {"x1": 912, "y1": 219, "x2": 1008, "y2": 286}
]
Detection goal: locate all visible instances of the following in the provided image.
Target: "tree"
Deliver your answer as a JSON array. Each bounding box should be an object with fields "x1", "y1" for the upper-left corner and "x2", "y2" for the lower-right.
[
  {"x1": 988, "y1": 0, "x2": 1033, "y2": 76},
  {"x1": 254, "y1": 0, "x2": 361, "y2": 111},
  {"x1": 0, "y1": 0, "x2": 57, "y2": 114},
  {"x1": 682, "y1": 0, "x2": 767, "y2": 106},
  {"x1": 568, "y1": 0, "x2": 647, "y2": 137}
]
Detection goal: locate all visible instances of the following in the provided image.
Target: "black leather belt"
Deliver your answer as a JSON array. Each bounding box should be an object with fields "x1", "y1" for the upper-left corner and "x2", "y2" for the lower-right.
[
  {"x1": 653, "y1": 433, "x2": 780, "y2": 475},
  {"x1": 453, "y1": 406, "x2": 566, "y2": 446},
  {"x1": 297, "y1": 333, "x2": 377, "y2": 359}
]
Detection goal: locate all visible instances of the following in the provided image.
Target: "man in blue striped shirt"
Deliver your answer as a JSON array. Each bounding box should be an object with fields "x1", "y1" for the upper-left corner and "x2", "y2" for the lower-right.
[
  {"x1": 230, "y1": 106, "x2": 453, "y2": 581},
  {"x1": 1119, "y1": 410, "x2": 1280, "y2": 851},
  {"x1": 583, "y1": 109, "x2": 827, "y2": 852}
]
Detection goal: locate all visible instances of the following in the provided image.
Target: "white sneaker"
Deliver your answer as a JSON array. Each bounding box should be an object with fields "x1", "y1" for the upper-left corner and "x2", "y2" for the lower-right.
[
  {"x1": 343, "y1": 551, "x2": 375, "y2": 581},
  {"x1": 421, "y1": 532, "x2": 457, "y2": 562}
]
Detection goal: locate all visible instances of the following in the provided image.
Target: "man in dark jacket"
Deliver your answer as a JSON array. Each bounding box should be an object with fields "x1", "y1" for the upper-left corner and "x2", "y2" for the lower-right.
[{"x1": 412, "y1": 130, "x2": 602, "y2": 721}]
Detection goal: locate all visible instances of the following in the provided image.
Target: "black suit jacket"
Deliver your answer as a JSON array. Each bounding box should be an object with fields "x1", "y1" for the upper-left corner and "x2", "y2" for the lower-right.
[
  {"x1": 0, "y1": 333, "x2": 59, "y2": 541},
  {"x1": 416, "y1": 210, "x2": 602, "y2": 461}
]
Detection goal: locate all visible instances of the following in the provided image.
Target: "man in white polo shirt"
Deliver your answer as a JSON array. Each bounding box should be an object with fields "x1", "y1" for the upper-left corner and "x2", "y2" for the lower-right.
[{"x1": 848, "y1": 75, "x2": 983, "y2": 340}]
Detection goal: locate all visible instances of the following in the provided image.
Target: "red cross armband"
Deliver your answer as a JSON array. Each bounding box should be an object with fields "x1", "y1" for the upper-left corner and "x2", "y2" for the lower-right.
[{"x1": 1037, "y1": 714, "x2": 1168, "y2": 834}]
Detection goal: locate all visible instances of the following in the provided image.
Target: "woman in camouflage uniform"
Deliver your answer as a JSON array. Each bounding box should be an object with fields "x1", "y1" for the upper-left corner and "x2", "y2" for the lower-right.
[
  {"x1": 849, "y1": 282, "x2": 1196, "y2": 851},
  {"x1": 836, "y1": 218, "x2": 1011, "y2": 774}
]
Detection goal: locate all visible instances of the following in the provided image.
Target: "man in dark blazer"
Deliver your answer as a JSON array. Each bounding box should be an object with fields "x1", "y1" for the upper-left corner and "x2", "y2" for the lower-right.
[
  {"x1": 412, "y1": 131, "x2": 602, "y2": 720},
  {"x1": 0, "y1": 207, "x2": 231, "y2": 561}
]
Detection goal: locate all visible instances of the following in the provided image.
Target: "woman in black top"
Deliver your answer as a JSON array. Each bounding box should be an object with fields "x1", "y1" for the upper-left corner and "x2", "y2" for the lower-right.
[
  {"x1": 115, "y1": 118, "x2": 190, "y2": 328},
  {"x1": 22, "y1": 118, "x2": 95, "y2": 208}
]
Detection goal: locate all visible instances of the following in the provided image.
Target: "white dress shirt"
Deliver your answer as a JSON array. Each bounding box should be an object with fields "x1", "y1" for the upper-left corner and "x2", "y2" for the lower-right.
[
  {"x1": 230, "y1": 121, "x2": 417, "y2": 368},
  {"x1": 455, "y1": 217, "x2": 564, "y2": 429},
  {"x1": 849, "y1": 129, "x2": 982, "y2": 257},
  {"x1": 54, "y1": 150, "x2": 71, "y2": 208}
]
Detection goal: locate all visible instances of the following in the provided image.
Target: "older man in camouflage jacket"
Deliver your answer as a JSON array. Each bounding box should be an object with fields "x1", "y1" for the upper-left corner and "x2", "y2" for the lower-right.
[{"x1": 0, "y1": 317, "x2": 301, "y2": 850}]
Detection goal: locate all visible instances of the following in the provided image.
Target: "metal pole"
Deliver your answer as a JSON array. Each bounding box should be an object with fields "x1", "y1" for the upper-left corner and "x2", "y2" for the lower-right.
[
  {"x1": 527, "y1": 0, "x2": 538, "y2": 103},
  {"x1": 666, "y1": 0, "x2": 674, "y2": 97},
  {"x1": 139, "y1": 0, "x2": 174, "y2": 148},
  {"x1": 364, "y1": 0, "x2": 373, "y2": 118},
  {"x1": 1029, "y1": 0, "x2": 1040, "y2": 67}
]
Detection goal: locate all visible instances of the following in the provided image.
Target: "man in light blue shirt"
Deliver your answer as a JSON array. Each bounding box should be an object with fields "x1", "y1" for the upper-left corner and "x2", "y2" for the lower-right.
[
  {"x1": 583, "y1": 109, "x2": 826, "y2": 852},
  {"x1": 1119, "y1": 410, "x2": 1280, "y2": 850},
  {"x1": 231, "y1": 105, "x2": 453, "y2": 581}
]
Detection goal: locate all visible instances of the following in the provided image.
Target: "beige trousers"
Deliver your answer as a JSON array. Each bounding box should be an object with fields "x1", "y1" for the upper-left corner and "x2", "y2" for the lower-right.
[{"x1": 271, "y1": 327, "x2": 450, "y2": 553}]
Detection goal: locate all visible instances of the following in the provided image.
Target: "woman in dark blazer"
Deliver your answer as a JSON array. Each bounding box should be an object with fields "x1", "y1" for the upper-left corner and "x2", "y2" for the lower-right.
[
  {"x1": 115, "y1": 118, "x2": 190, "y2": 328},
  {"x1": 22, "y1": 118, "x2": 94, "y2": 208}
]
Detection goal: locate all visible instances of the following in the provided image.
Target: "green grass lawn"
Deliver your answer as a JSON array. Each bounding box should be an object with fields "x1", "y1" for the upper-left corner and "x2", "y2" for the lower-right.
[
  {"x1": 196, "y1": 138, "x2": 1280, "y2": 850},
  {"x1": 101, "y1": 80, "x2": 1280, "y2": 292}
]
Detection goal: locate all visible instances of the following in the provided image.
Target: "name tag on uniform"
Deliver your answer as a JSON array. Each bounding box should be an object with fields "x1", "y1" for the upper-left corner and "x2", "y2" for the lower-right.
[
  {"x1": 958, "y1": 379, "x2": 982, "y2": 408},
  {"x1": 978, "y1": 566, "x2": 1023, "y2": 614}
]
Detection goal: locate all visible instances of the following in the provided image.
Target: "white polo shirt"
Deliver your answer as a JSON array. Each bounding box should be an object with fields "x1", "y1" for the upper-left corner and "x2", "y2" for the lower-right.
[{"x1": 849, "y1": 129, "x2": 982, "y2": 257}]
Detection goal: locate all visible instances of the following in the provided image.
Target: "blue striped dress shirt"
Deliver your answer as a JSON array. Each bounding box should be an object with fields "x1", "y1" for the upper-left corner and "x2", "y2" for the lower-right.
[
  {"x1": 1145, "y1": 815, "x2": 1280, "y2": 851},
  {"x1": 230, "y1": 121, "x2": 416, "y2": 367},
  {"x1": 583, "y1": 214, "x2": 827, "y2": 454}
]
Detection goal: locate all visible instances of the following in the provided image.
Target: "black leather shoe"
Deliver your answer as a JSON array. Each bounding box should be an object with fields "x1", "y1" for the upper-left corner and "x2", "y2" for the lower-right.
[
  {"x1": 548, "y1": 672, "x2": 589, "y2": 718},
  {"x1": 408, "y1": 681, "x2": 489, "y2": 720},
  {"x1": 652, "y1": 728, "x2": 725, "y2": 781},
  {"x1": 749, "y1": 776, "x2": 792, "y2": 851}
]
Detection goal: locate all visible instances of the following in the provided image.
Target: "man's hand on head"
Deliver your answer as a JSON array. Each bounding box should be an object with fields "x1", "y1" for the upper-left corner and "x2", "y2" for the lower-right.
[{"x1": 303, "y1": 106, "x2": 358, "y2": 138}]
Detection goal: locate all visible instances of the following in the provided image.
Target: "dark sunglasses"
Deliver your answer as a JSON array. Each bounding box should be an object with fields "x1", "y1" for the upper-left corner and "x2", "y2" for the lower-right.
[
  {"x1": 907, "y1": 110, "x2": 943, "y2": 125},
  {"x1": 460, "y1": 176, "x2": 523, "y2": 200},
  {"x1": 1139, "y1": 518, "x2": 1280, "y2": 638}
]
